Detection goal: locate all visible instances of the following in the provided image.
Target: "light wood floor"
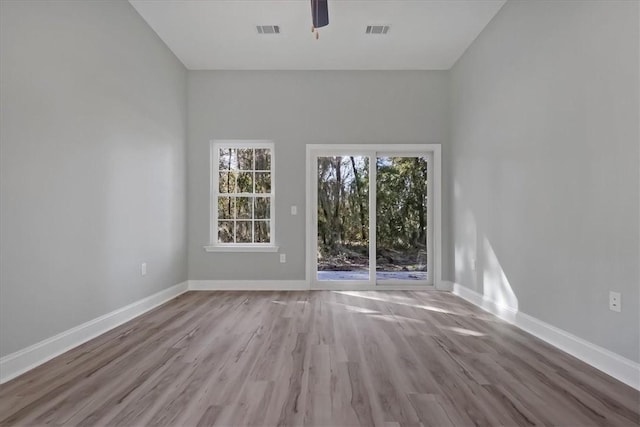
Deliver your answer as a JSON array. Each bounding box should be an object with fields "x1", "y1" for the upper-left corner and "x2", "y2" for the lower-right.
[{"x1": 0, "y1": 291, "x2": 638, "y2": 426}]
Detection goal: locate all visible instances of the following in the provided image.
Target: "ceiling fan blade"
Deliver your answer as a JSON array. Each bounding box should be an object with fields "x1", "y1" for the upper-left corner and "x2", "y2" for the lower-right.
[{"x1": 311, "y1": 0, "x2": 329, "y2": 28}]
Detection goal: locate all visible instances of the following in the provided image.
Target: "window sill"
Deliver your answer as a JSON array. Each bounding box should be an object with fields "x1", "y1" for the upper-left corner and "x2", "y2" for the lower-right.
[{"x1": 203, "y1": 245, "x2": 279, "y2": 253}]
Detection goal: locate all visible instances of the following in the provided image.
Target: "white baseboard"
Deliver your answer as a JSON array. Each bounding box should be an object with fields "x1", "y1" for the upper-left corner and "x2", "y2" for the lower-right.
[
  {"x1": 451, "y1": 282, "x2": 518, "y2": 323},
  {"x1": 0, "y1": 281, "x2": 189, "y2": 384},
  {"x1": 189, "y1": 280, "x2": 308, "y2": 291},
  {"x1": 188, "y1": 280, "x2": 447, "y2": 291},
  {"x1": 451, "y1": 282, "x2": 640, "y2": 391},
  {"x1": 310, "y1": 283, "x2": 437, "y2": 291}
]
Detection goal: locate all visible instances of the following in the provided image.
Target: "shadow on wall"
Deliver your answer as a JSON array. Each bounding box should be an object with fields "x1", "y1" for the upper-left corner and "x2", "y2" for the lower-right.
[{"x1": 453, "y1": 180, "x2": 519, "y2": 316}]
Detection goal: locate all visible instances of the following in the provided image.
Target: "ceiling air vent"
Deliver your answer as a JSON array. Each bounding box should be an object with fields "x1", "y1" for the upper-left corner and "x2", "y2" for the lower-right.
[
  {"x1": 366, "y1": 25, "x2": 390, "y2": 35},
  {"x1": 257, "y1": 25, "x2": 280, "y2": 34}
]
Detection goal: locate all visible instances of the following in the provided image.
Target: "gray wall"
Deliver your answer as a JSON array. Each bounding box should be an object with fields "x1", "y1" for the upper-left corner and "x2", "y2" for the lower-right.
[
  {"x1": 0, "y1": 0, "x2": 187, "y2": 357},
  {"x1": 188, "y1": 71, "x2": 451, "y2": 281},
  {"x1": 451, "y1": 0, "x2": 639, "y2": 362}
]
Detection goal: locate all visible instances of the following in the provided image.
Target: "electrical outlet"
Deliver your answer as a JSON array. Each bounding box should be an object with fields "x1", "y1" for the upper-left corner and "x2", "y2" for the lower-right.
[
  {"x1": 141, "y1": 262, "x2": 147, "y2": 276},
  {"x1": 609, "y1": 291, "x2": 621, "y2": 312},
  {"x1": 291, "y1": 205, "x2": 297, "y2": 215},
  {"x1": 280, "y1": 253, "x2": 286, "y2": 263}
]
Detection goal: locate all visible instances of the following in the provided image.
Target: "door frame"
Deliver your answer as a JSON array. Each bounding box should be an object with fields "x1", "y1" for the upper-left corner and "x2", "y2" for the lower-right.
[{"x1": 305, "y1": 144, "x2": 443, "y2": 290}]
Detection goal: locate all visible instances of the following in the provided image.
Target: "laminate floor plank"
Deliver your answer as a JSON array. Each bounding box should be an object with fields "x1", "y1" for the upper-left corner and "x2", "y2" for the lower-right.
[
  {"x1": 1, "y1": 290, "x2": 638, "y2": 427},
  {"x1": 0, "y1": 292, "x2": 205, "y2": 411}
]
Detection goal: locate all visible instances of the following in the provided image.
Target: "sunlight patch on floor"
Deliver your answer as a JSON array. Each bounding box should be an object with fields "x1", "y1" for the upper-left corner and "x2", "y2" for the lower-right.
[
  {"x1": 328, "y1": 301, "x2": 380, "y2": 314},
  {"x1": 333, "y1": 291, "x2": 459, "y2": 315},
  {"x1": 444, "y1": 326, "x2": 486, "y2": 337}
]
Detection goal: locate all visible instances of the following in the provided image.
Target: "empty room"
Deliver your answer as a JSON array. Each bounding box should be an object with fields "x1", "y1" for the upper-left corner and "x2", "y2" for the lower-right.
[{"x1": 0, "y1": 0, "x2": 639, "y2": 426}]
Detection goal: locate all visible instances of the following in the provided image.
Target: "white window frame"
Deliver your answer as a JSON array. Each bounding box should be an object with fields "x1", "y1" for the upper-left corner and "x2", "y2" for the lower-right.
[{"x1": 204, "y1": 140, "x2": 277, "y2": 253}]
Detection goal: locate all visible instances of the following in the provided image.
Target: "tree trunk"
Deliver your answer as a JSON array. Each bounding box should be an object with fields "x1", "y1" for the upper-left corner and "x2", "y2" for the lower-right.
[
  {"x1": 350, "y1": 156, "x2": 367, "y2": 240},
  {"x1": 318, "y1": 187, "x2": 331, "y2": 247},
  {"x1": 416, "y1": 157, "x2": 426, "y2": 245},
  {"x1": 227, "y1": 151, "x2": 232, "y2": 217},
  {"x1": 334, "y1": 157, "x2": 342, "y2": 243}
]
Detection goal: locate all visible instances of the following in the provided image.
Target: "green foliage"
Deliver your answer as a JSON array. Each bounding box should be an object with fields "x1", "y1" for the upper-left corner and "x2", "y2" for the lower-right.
[
  {"x1": 317, "y1": 156, "x2": 428, "y2": 263},
  {"x1": 376, "y1": 157, "x2": 428, "y2": 250}
]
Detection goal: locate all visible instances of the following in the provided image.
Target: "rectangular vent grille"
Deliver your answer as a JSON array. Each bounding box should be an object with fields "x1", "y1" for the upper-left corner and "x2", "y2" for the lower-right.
[
  {"x1": 257, "y1": 25, "x2": 280, "y2": 34},
  {"x1": 366, "y1": 25, "x2": 390, "y2": 35}
]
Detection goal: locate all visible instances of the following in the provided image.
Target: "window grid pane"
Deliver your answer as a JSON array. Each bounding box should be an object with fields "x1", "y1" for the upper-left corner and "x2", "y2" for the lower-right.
[
  {"x1": 236, "y1": 221, "x2": 252, "y2": 243},
  {"x1": 215, "y1": 145, "x2": 273, "y2": 244}
]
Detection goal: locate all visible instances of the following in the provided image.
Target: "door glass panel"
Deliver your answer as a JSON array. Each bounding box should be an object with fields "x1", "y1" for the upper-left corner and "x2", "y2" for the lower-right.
[
  {"x1": 376, "y1": 156, "x2": 428, "y2": 281},
  {"x1": 317, "y1": 156, "x2": 369, "y2": 281}
]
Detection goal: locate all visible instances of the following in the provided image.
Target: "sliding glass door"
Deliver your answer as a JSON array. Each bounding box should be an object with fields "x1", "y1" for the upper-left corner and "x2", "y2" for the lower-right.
[
  {"x1": 310, "y1": 146, "x2": 435, "y2": 287},
  {"x1": 375, "y1": 155, "x2": 431, "y2": 283}
]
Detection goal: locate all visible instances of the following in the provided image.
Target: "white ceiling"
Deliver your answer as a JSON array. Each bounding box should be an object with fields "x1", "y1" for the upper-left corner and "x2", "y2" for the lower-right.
[{"x1": 129, "y1": 0, "x2": 505, "y2": 70}]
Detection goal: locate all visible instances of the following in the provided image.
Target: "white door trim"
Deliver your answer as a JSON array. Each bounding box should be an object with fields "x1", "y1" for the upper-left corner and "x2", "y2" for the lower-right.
[{"x1": 305, "y1": 144, "x2": 444, "y2": 289}]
